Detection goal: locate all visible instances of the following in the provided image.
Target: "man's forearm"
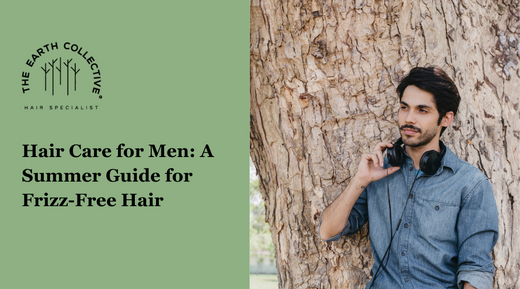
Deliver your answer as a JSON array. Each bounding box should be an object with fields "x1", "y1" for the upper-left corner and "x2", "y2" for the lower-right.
[{"x1": 319, "y1": 176, "x2": 369, "y2": 240}]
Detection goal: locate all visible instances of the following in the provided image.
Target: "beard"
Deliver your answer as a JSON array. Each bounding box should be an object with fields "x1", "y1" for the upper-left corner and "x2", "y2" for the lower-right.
[{"x1": 400, "y1": 124, "x2": 439, "y2": 147}]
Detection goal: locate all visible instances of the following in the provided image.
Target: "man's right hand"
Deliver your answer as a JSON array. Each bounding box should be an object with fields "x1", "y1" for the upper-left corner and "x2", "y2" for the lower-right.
[
  {"x1": 355, "y1": 140, "x2": 400, "y2": 186},
  {"x1": 319, "y1": 140, "x2": 401, "y2": 241}
]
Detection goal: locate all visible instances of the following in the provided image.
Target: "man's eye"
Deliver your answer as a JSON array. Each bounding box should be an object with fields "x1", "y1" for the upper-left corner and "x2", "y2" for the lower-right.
[
  {"x1": 420, "y1": 109, "x2": 427, "y2": 113},
  {"x1": 401, "y1": 106, "x2": 408, "y2": 110}
]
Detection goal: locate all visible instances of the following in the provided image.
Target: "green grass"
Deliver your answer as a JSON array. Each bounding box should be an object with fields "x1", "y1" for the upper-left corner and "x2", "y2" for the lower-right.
[{"x1": 250, "y1": 274, "x2": 278, "y2": 289}]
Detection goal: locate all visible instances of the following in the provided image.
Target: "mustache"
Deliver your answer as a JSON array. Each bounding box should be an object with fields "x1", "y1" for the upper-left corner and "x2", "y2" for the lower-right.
[{"x1": 400, "y1": 124, "x2": 421, "y2": 133}]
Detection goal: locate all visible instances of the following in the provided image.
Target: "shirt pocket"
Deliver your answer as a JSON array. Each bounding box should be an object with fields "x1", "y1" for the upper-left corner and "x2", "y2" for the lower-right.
[{"x1": 414, "y1": 198, "x2": 459, "y2": 246}]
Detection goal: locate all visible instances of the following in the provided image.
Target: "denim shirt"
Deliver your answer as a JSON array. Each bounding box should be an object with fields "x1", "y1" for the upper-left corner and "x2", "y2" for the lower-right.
[{"x1": 321, "y1": 146, "x2": 499, "y2": 289}]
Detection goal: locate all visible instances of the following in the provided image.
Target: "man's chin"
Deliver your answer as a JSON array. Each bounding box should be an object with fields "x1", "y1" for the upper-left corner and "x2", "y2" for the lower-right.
[{"x1": 401, "y1": 135, "x2": 423, "y2": 147}]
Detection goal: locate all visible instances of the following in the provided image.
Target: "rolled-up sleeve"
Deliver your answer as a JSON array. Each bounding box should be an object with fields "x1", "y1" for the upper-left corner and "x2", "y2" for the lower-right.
[
  {"x1": 456, "y1": 177, "x2": 499, "y2": 289},
  {"x1": 319, "y1": 188, "x2": 369, "y2": 242}
]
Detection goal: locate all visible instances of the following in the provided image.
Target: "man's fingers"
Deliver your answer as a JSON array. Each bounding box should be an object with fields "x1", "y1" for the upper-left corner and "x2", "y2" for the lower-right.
[
  {"x1": 362, "y1": 153, "x2": 379, "y2": 167},
  {"x1": 375, "y1": 140, "x2": 394, "y2": 149},
  {"x1": 387, "y1": 166, "x2": 400, "y2": 175},
  {"x1": 372, "y1": 141, "x2": 394, "y2": 167},
  {"x1": 368, "y1": 153, "x2": 381, "y2": 167},
  {"x1": 374, "y1": 141, "x2": 394, "y2": 155},
  {"x1": 376, "y1": 150, "x2": 384, "y2": 167},
  {"x1": 364, "y1": 140, "x2": 397, "y2": 168}
]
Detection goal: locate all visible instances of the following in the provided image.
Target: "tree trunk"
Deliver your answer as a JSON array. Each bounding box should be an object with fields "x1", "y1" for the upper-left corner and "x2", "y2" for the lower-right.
[{"x1": 250, "y1": 0, "x2": 520, "y2": 288}]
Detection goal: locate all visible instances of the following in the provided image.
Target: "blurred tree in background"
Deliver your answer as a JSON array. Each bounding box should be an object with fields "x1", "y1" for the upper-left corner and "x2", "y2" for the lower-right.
[{"x1": 250, "y1": 173, "x2": 275, "y2": 270}]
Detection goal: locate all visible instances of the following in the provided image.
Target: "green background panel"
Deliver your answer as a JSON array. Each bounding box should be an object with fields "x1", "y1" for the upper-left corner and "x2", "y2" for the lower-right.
[{"x1": 0, "y1": 1, "x2": 249, "y2": 288}]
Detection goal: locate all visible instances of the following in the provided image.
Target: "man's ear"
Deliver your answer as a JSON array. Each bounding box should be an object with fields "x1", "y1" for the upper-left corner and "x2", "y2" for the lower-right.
[{"x1": 441, "y1": 111, "x2": 454, "y2": 127}]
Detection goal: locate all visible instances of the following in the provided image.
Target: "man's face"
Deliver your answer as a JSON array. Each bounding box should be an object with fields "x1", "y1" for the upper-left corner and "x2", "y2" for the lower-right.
[{"x1": 398, "y1": 85, "x2": 442, "y2": 147}]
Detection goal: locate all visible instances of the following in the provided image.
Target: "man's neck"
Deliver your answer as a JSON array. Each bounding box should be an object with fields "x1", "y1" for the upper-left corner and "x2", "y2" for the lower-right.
[{"x1": 405, "y1": 137, "x2": 441, "y2": 169}]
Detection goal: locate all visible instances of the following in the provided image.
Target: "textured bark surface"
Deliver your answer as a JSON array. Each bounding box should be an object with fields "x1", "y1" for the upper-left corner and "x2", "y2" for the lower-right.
[{"x1": 250, "y1": 0, "x2": 520, "y2": 288}]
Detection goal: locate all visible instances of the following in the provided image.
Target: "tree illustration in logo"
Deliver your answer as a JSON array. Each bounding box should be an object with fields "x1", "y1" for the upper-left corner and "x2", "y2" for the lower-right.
[
  {"x1": 55, "y1": 57, "x2": 62, "y2": 85},
  {"x1": 41, "y1": 58, "x2": 80, "y2": 95},
  {"x1": 71, "y1": 63, "x2": 80, "y2": 91},
  {"x1": 47, "y1": 58, "x2": 57, "y2": 95},
  {"x1": 63, "y1": 58, "x2": 72, "y2": 95}
]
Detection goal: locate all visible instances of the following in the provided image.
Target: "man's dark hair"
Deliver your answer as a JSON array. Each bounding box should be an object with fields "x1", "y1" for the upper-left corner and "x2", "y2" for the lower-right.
[{"x1": 396, "y1": 66, "x2": 461, "y2": 136}]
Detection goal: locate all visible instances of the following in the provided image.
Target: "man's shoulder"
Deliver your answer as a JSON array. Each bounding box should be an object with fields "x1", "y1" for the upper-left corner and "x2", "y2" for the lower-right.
[
  {"x1": 446, "y1": 149, "x2": 493, "y2": 201},
  {"x1": 445, "y1": 146, "x2": 488, "y2": 181}
]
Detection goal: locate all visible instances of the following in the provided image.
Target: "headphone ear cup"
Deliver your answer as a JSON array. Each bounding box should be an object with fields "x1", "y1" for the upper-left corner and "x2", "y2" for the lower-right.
[
  {"x1": 387, "y1": 143, "x2": 404, "y2": 167},
  {"x1": 419, "y1": 150, "x2": 442, "y2": 176}
]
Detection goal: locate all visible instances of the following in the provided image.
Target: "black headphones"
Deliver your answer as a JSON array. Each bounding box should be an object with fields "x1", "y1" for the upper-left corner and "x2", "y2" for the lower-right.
[{"x1": 387, "y1": 138, "x2": 446, "y2": 176}]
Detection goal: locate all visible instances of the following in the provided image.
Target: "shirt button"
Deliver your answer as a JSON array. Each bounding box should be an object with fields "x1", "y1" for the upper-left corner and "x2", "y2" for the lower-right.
[
  {"x1": 404, "y1": 223, "x2": 409, "y2": 228},
  {"x1": 435, "y1": 205, "x2": 440, "y2": 211},
  {"x1": 409, "y1": 166, "x2": 413, "y2": 171},
  {"x1": 409, "y1": 194, "x2": 413, "y2": 199},
  {"x1": 401, "y1": 251, "x2": 405, "y2": 256},
  {"x1": 405, "y1": 278, "x2": 410, "y2": 282}
]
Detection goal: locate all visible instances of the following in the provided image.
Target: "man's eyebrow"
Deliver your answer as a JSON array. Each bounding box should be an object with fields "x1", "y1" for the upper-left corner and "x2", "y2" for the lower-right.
[
  {"x1": 400, "y1": 101, "x2": 433, "y2": 109},
  {"x1": 417, "y1": 104, "x2": 433, "y2": 109}
]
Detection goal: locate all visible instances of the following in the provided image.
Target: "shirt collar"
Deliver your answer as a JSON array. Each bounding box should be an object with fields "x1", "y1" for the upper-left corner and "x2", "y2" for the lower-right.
[{"x1": 440, "y1": 144, "x2": 458, "y2": 174}]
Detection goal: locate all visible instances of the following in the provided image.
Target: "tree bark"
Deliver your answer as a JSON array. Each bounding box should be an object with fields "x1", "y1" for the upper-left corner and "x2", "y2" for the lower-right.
[{"x1": 250, "y1": 0, "x2": 520, "y2": 288}]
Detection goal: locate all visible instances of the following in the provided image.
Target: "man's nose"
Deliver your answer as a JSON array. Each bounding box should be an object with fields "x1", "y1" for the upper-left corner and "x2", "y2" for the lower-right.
[{"x1": 405, "y1": 111, "x2": 416, "y2": 123}]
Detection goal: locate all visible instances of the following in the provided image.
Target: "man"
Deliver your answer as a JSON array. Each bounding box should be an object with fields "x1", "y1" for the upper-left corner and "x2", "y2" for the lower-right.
[{"x1": 319, "y1": 67, "x2": 499, "y2": 289}]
